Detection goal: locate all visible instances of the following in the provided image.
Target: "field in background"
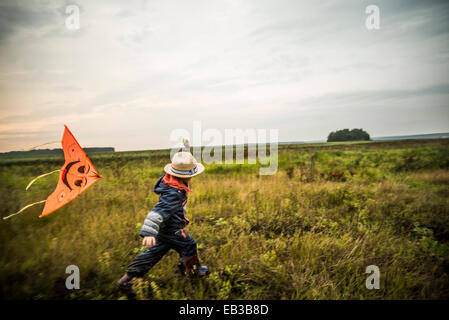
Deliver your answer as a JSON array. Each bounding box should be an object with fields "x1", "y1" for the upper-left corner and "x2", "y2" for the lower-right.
[{"x1": 1, "y1": 139, "x2": 449, "y2": 299}]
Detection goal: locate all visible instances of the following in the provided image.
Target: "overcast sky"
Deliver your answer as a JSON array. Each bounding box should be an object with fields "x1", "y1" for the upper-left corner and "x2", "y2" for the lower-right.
[{"x1": 0, "y1": 0, "x2": 448, "y2": 151}]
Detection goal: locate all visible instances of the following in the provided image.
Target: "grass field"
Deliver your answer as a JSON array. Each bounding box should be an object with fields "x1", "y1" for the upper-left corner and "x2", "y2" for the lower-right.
[{"x1": 1, "y1": 139, "x2": 449, "y2": 300}]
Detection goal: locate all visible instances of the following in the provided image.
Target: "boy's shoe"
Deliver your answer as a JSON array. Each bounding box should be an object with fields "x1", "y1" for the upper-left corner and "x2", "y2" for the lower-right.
[
  {"x1": 193, "y1": 265, "x2": 210, "y2": 277},
  {"x1": 178, "y1": 260, "x2": 210, "y2": 277},
  {"x1": 117, "y1": 273, "x2": 136, "y2": 296},
  {"x1": 178, "y1": 255, "x2": 198, "y2": 275}
]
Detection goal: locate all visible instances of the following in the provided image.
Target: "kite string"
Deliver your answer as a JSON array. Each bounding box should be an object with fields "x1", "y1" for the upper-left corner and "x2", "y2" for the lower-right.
[
  {"x1": 2, "y1": 200, "x2": 46, "y2": 220},
  {"x1": 21, "y1": 141, "x2": 60, "y2": 152},
  {"x1": 26, "y1": 169, "x2": 60, "y2": 190}
]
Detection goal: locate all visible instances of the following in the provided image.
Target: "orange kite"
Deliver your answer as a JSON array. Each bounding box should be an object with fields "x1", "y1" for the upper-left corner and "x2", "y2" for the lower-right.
[
  {"x1": 40, "y1": 125, "x2": 102, "y2": 217},
  {"x1": 3, "y1": 125, "x2": 102, "y2": 220}
]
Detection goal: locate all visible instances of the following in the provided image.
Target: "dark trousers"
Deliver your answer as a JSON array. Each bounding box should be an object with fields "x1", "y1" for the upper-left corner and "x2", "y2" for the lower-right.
[{"x1": 126, "y1": 229, "x2": 198, "y2": 277}]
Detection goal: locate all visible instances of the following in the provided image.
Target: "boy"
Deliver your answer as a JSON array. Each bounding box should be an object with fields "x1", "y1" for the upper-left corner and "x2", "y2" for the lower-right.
[{"x1": 117, "y1": 152, "x2": 209, "y2": 292}]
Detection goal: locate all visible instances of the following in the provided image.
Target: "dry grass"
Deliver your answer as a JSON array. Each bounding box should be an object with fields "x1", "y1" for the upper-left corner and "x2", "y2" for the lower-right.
[{"x1": 0, "y1": 139, "x2": 448, "y2": 299}]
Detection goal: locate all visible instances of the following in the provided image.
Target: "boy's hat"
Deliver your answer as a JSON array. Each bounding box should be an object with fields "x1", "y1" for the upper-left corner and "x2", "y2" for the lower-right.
[{"x1": 164, "y1": 152, "x2": 205, "y2": 178}]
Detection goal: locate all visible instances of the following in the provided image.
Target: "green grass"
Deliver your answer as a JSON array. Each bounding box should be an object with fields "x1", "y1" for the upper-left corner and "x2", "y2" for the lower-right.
[{"x1": 1, "y1": 139, "x2": 448, "y2": 299}]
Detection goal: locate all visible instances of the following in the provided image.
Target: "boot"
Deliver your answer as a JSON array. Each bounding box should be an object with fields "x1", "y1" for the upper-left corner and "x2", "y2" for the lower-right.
[
  {"x1": 178, "y1": 256, "x2": 210, "y2": 277},
  {"x1": 117, "y1": 273, "x2": 136, "y2": 296},
  {"x1": 181, "y1": 255, "x2": 198, "y2": 275},
  {"x1": 193, "y1": 264, "x2": 210, "y2": 277}
]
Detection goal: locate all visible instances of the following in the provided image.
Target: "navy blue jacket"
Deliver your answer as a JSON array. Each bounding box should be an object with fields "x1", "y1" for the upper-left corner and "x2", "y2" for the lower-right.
[{"x1": 139, "y1": 175, "x2": 189, "y2": 237}]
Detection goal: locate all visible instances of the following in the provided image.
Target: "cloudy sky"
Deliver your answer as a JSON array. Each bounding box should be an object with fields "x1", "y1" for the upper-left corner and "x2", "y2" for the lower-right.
[{"x1": 0, "y1": 0, "x2": 448, "y2": 151}]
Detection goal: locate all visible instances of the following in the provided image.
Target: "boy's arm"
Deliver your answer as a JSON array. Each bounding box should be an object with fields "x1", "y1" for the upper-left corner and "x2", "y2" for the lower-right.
[
  {"x1": 139, "y1": 191, "x2": 181, "y2": 238},
  {"x1": 139, "y1": 211, "x2": 163, "y2": 238}
]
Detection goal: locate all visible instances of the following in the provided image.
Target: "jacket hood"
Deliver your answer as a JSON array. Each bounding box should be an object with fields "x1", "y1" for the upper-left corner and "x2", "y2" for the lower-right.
[
  {"x1": 153, "y1": 176, "x2": 166, "y2": 194},
  {"x1": 154, "y1": 174, "x2": 190, "y2": 194}
]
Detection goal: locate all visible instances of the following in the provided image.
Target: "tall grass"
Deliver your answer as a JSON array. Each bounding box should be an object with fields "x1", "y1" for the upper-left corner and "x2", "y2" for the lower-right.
[{"x1": 0, "y1": 139, "x2": 448, "y2": 299}]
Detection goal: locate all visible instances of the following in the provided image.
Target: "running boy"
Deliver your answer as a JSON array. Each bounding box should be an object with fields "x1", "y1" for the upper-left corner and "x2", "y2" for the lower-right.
[{"x1": 118, "y1": 152, "x2": 209, "y2": 292}]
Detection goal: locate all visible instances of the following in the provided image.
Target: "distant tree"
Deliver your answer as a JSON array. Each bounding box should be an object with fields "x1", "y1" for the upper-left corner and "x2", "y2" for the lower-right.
[{"x1": 327, "y1": 128, "x2": 370, "y2": 142}]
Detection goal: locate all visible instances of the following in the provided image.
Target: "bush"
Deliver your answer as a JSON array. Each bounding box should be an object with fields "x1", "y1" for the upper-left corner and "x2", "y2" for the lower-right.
[{"x1": 327, "y1": 128, "x2": 370, "y2": 142}]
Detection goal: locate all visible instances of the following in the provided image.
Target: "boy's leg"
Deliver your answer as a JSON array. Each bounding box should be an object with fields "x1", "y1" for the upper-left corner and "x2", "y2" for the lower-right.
[
  {"x1": 167, "y1": 229, "x2": 209, "y2": 276},
  {"x1": 126, "y1": 238, "x2": 170, "y2": 278}
]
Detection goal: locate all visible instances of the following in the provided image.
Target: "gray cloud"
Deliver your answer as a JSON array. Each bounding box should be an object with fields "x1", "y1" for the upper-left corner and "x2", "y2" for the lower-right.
[
  {"x1": 0, "y1": 0, "x2": 448, "y2": 151},
  {"x1": 298, "y1": 83, "x2": 449, "y2": 107},
  {"x1": 0, "y1": 1, "x2": 59, "y2": 43}
]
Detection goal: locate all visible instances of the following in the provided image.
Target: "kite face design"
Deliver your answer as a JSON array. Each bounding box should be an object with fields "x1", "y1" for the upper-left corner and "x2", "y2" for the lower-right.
[
  {"x1": 62, "y1": 160, "x2": 100, "y2": 191},
  {"x1": 40, "y1": 125, "x2": 102, "y2": 218}
]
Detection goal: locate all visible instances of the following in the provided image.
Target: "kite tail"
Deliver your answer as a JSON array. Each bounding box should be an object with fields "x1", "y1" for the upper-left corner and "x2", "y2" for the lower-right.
[
  {"x1": 3, "y1": 200, "x2": 46, "y2": 220},
  {"x1": 21, "y1": 141, "x2": 60, "y2": 152},
  {"x1": 26, "y1": 169, "x2": 60, "y2": 190}
]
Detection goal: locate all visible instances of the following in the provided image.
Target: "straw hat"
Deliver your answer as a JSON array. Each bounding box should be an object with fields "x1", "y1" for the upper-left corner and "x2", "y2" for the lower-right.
[{"x1": 164, "y1": 152, "x2": 205, "y2": 178}]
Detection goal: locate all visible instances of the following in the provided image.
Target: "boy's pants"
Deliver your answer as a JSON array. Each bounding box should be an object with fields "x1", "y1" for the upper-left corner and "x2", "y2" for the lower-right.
[{"x1": 126, "y1": 229, "x2": 198, "y2": 277}]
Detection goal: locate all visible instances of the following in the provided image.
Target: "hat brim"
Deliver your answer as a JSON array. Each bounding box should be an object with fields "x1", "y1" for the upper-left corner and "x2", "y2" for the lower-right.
[{"x1": 163, "y1": 162, "x2": 205, "y2": 178}]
